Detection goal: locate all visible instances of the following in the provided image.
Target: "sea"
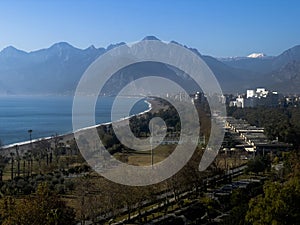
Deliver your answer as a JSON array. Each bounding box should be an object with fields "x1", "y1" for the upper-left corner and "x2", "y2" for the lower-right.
[{"x1": 0, "y1": 95, "x2": 149, "y2": 146}]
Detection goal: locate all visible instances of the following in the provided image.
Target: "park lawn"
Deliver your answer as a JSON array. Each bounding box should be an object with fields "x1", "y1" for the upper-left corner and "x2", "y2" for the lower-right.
[{"x1": 126, "y1": 145, "x2": 176, "y2": 166}]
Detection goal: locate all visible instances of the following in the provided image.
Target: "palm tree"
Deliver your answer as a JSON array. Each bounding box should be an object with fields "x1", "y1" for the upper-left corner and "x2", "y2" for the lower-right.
[
  {"x1": 23, "y1": 155, "x2": 26, "y2": 177},
  {"x1": 15, "y1": 145, "x2": 21, "y2": 177},
  {"x1": 29, "y1": 152, "x2": 33, "y2": 176},
  {"x1": 49, "y1": 147, "x2": 53, "y2": 164},
  {"x1": 28, "y1": 129, "x2": 33, "y2": 154},
  {"x1": 37, "y1": 138, "x2": 51, "y2": 166},
  {"x1": 52, "y1": 133, "x2": 63, "y2": 163},
  {"x1": 0, "y1": 155, "x2": 5, "y2": 182},
  {"x1": 26, "y1": 151, "x2": 32, "y2": 177},
  {"x1": 10, "y1": 152, "x2": 15, "y2": 180}
]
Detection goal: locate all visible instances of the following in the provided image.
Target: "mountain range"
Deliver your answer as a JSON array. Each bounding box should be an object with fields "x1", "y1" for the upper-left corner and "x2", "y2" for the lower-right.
[{"x1": 1, "y1": 36, "x2": 300, "y2": 95}]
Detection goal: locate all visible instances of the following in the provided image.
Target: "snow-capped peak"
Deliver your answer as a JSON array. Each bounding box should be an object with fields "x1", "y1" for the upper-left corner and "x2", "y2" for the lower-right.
[{"x1": 247, "y1": 53, "x2": 266, "y2": 58}]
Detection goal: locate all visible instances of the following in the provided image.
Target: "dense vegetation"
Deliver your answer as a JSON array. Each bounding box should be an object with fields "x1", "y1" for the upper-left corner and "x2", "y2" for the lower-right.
[{"x1": 0, "y1": 182, "x2": 76, "y2": 225}]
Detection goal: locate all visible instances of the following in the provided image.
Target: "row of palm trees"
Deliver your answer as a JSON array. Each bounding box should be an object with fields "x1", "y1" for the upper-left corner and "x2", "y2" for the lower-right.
[
  {"x1": 2, "y1": 129, "x2": 81, "y2": 182},
  {"x1": 9, "y1": 130, "x2": 34, "y2": 179},
  {"x1": 7, "y1": 130, "x2": 64, "y2": 181},
  {"x1": 10, "y1": 150, "x2": 34, "y2": 180}
]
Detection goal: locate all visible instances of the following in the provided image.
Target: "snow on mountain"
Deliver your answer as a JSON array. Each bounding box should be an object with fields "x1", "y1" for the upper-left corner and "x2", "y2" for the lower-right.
[{"x1": 247, "y1": 53, "x2": 266, "y2": 58}]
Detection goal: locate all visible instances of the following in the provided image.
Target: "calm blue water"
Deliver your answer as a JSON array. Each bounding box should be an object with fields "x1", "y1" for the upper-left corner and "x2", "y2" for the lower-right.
[{"x1": 0, "y1": 95, "x2": 149, "y2": 145}]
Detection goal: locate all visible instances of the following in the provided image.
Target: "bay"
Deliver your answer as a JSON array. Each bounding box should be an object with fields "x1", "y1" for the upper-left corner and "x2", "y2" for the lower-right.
[{"x1": 0, "y1": 95, "x2": 149, "y2": 145}]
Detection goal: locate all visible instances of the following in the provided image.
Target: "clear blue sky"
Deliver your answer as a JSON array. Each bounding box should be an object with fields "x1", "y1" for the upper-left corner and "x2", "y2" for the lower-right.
[{"x1": 0, "y1": 0, "x2": 299, "y2": 57}]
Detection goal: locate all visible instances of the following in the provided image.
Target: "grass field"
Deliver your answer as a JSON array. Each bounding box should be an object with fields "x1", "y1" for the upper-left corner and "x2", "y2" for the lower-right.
[{"x1": 114, "y1": 145, "x2": 176, "y2": 166}]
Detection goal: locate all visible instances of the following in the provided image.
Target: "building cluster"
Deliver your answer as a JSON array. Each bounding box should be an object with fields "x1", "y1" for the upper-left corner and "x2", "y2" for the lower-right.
[
  {"x1": 165, "y1": 91, "x2": 191, "y2": 102},
  {"x1": 191, "y1": 91, "x2": 227, "y2": 105},
  {"x1": 171, "y1": 89, "x2": 300, "y2": 108},
  {"x1": 226, "y1": 117, "x2": 291, "y2": 154},
  {"x1": 229, "y1": 88, "x2": 279, "y2": 108}
]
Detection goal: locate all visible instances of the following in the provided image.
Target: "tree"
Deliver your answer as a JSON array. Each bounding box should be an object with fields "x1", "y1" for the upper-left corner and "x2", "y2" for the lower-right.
[
  {"x1": 245, "y1": 156, "x2": 270, "y2": 175},
  {"x1": 246, "y1": 178, "x2": 300, "y2": 225},
  {"x1": 36, "y1": 138, "x2": 51, "y2": 166},
  {"x1": 9, "y1": 153, "x2": 14, "y2": 180},
  {"x1": 22, "y1": 155, "x2": 26, "y2": 177},
  {"x1": 25, "y1": 152, "x2": 33, "y2": 177},
  {"x1": 0, "y1": 182, "x2": 76, "y2": 225},
  {"x1": 52, "y1": 133, "x2": 62, "y2": 163},
  {"x1": 28, "y1": 129, "x2": 33, "y2": 154},
  {"x1": 15, "y1": 145, "x2": 21, "y2": 177}
]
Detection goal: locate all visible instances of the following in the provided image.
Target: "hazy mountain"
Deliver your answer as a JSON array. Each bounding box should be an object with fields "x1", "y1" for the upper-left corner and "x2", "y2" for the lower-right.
[
  {"x1": 0, "y1": 37, "x2": 300, "y2": 95},
  {"x1": 268, "y1": 60, "x2": 300, "y2": 94},
  {"x1": 272, "y1": 45, "x2": 300, "y2": 70},
  {"x1": 0, "y1": 42, "x2": 104, "y2": 94}
]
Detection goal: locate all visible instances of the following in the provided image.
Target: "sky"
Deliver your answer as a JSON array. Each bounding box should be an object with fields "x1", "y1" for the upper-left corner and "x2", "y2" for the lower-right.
[{"x1": 0, "y1": 0, "x2": 299, "y2": 57}]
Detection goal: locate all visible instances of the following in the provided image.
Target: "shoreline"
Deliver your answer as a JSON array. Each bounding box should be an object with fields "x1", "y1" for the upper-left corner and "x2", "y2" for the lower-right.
[{"x1": 0, "y1": 98, "x2": 159, "y2": 156}]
